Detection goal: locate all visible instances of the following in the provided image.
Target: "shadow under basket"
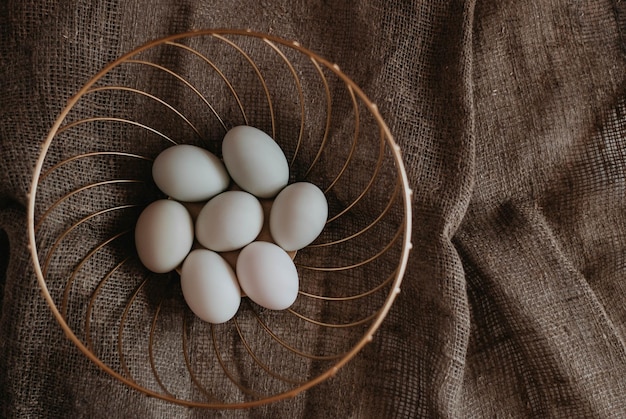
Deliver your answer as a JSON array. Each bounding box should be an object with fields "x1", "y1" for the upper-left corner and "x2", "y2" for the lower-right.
[{"x1": 27, "y1": 29, "x2": 413, "y2": 409}]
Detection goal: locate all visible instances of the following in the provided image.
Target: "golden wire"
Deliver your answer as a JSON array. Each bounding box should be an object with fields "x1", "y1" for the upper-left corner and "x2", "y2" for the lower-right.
[
  {"x1": 85, "y1": 257, "x2": 130, "y2": 351},
  {"x1": 321, "y1": 84, "x2": 360, "y2": 195},
  {"x1": 262, "y1": 39, "x2": 306, "y2": 169},
  {"x1": 249, "y1": 301, "x2": 346, "y2": 362},
  {"x1": 148, "y1": 299, "x2": 175, "y2": 398},
  {"x1": 211, "y1": 323, "x2": 264, "y2": 399},
  {"x1": 287, "y1": 307, "x2": 380, "y2": 329},
  {"x1": 40, "y1": 151, "x2": 152, "y2": 181},
  {"x1": 57, "y1": 116, "x2": 178, "y2": 145},
  {"x1": 124, "y1": 59, "x2": 226, "y2": 136},
  {"x1": 325, "y1": 125, "x2": 387, "y2": 224},
  {"x1": 298, "y1": 268, "x2": 397, "y2": 302},
  {"x1": 302, "y1": 57, "x2": 332, "y2": 178},
  {"x1": 211, "y1": 34, "x2": 276, "y2": 140},
  {"x1": 118, "y1": 274, "x2": 151, "y2": 385},
  {"x1": 181, "y1": 314, "x2": 221, "y2": 403},
  {"x1": 60, "y1": 229, "x2": 131, "y2": 320},
  {"x1": 233, "y1": 317, "x2": 306, "y2": 386},
  {"x1": 165, "y1": 41, "x2": 249, "y2": 127},
  {"x1": 41, "y1": 204, "x2": 138, "y2": 278},
  {"x1": 86, "y1": 85, "x2": 207, "y2": 140},
  {"x1": 307, "y1": 178, "x2": 400, "y2": 248},
  {"x1": 297, "y1": 219, "x2": 405, "y2": 272},
  {"x1": 34, "y1": 179, "x2": 144, "y2": 234}
]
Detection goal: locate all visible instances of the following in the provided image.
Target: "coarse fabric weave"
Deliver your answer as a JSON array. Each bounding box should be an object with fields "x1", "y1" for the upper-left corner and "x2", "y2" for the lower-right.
[{"x1": 1, "y1": 0, "x2": 626, "y2": 417}]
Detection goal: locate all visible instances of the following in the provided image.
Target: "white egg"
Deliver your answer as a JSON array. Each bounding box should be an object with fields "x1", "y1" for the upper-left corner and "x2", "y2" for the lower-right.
[
  {"x1": 195, "y1": 191, "x2": 264, "y2": 252},
  {"x1": 152, "y1": 144, "x2": 230, "y2": 202},
  {"x1": 180, "y1": 249, "x2": 241, "y2": 324},
  {"x1": 269, "y1": 182, "x2": 328, "y2": 251},
  {"x1": 222, "y1": 126, "x2": 289, "y2": 198},
  {"x1": 135, "y1": 199, "x2": 194, "y2": 273},
  {"x1": 236, "y1": 241, "x2": 299, "y2": 310}
]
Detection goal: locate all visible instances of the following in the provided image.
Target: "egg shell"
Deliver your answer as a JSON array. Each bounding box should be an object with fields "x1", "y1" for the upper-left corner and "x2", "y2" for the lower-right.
[
  {"x1": 222, "y1": 126, "x2": 289, "y2": 198},
  {"x1": 152, "y1": 144, "x2": 230, "y2": 202},
  {"x1": 269, "y1": 182, "x2": 328, "y2": 251},
  {"x1": 135, "y1": 199, "x2": 194, "y2": 273},
  {"x1": 195, "y1": 190, "x2": 264, "y2": 252},
  {"x1": 181, "y1": 249, "x2": 241, "y2": 324},
  {"x1": 237, "y1": 241, "x2": 299, "y2": 310}
]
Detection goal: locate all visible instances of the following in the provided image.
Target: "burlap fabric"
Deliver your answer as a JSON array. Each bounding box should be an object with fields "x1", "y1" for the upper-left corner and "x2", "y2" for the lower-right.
[{"x1": 1, "y1": 0, "x2": 626, "y2": 417}]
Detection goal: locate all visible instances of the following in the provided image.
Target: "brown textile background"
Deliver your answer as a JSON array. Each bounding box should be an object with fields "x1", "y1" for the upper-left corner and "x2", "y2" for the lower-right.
[{"x1": 1, "y1": 0, "x2": 625, "y2": 417}]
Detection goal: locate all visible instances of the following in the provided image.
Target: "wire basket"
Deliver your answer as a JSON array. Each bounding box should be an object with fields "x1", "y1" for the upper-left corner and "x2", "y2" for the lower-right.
[{"x1": 27, "y1": 29, "x2": 413, "y2": 408}]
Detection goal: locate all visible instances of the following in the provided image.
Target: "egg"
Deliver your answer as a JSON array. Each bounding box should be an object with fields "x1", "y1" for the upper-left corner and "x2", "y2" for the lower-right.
[
  {"x1": 236, "y1": 241, "x2": 299, "y2": 310},
  {"x1": 152, "y1": 144, "x2": 230, "y2": 202},
  {"x1": 222, "y1": 126, "x2": 289, "y2": 198},
  {"x1": 269, "y1": 182, "x2": 328, "y2": 251},
  {"x1": 135, "y1": 199, "x2": 194, "y2": 273},
  {"x1": 195, "y1": 190, "x2": 264, "y2": 252},
  {"x1": 180, "y1": 249, "x2": 241, "y2": 324}
]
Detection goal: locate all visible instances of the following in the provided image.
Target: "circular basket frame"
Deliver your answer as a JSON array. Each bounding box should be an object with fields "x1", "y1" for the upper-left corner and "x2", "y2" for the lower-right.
[{"x1": 27, "y1": 29, "x2": 413, "y2": 408}]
